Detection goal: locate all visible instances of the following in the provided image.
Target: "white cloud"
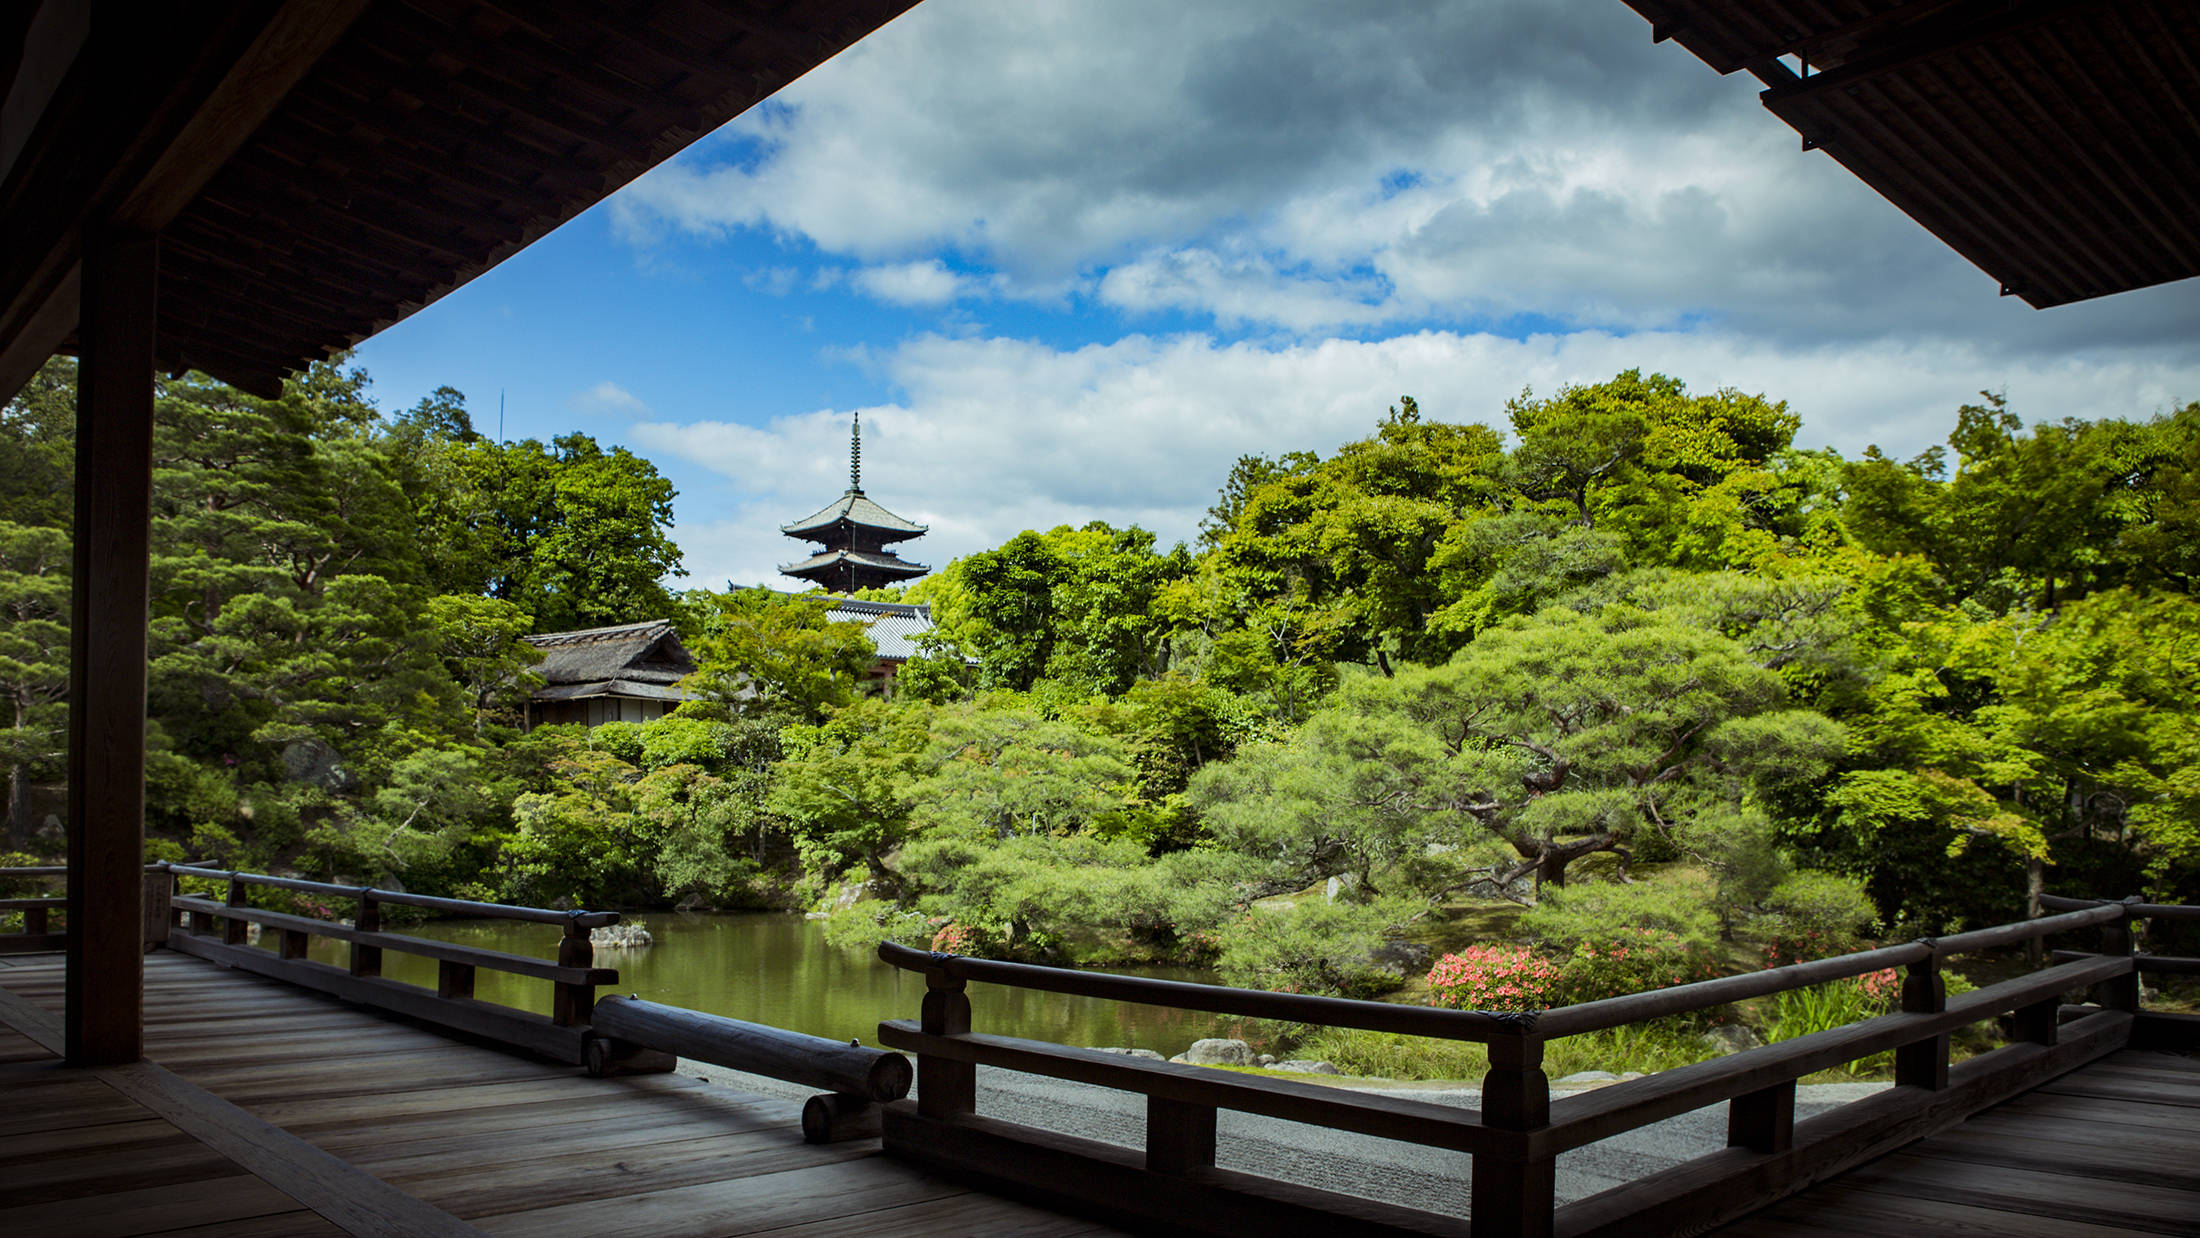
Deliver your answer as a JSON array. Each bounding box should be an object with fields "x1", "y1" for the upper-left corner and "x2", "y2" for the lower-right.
[
  {"x1": 642, "y1": 329, "x2": 2200, "y2": 590},
  {"x1": 570, "y1": 380, "x2": 648, "y2": 415},
  {"x1": 609, "y1": 0, "x2": 2200, "y2": 350},
  {"x1": 850, "y1": 259, "x2": 971, "y2": 306}
]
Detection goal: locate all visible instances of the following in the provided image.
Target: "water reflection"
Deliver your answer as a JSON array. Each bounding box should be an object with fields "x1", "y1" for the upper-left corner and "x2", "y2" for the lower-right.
[{"x1": 295, "y1": 911, "x2": 1236, "y2": 1054}]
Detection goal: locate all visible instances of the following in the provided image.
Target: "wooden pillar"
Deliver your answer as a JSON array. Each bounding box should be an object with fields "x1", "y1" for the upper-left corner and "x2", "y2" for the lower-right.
[
  {"x1": 553, "y1": 915, "x2": 594, "y2": 1026},
  {"x1": 1472, "y1": 1032, "x2": 1554, "y2": 1238},
  {"x1": 1895, "y1": 947, "x2": 1948, "y2": 1091},
  {"x1": 2098, "y1": 900, "x2": 2141, "y2": 1013},
  {"x1": 916, "y1": 969, "x2": 975, "y2": 1119},
  {"x1": 65, "y1": 227, "x2": 158, "y2": 1068}
]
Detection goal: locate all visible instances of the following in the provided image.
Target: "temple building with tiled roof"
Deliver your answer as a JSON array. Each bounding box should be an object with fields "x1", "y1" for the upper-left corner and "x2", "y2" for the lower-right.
[
  {"x1": 780, "y1": 412, "x2": 929, "y2": 593},
  {"x1": 520, "y1": 619, "x2": 700, "y2": 729}
]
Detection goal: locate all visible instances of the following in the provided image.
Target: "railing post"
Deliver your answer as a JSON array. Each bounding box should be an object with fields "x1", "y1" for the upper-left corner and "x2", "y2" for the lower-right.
[
  {"x1": 1147, "y1": 1095, "x2": 1218, "y2": 1174},
  {"x1": 1472, "y1": 1026, "x2": 1553, "y2": 1238},
  {"x1": 1727, "y1": 1080, "x2": 1795, "y2": 1153},
  {"x1": 141, "y1": 867, "x2": 172, "y2": 950},
  {"x1": 25, "y1": 905, "x2": 48, "y2": 936},
  {"x1": 2097, "y1": 898, "x2": 2141, "y2": 1013},
  {"x1": 916, "y1": 957, "x2": 976, "y2": 1119},
  {"x1": 350, "y1": 889, "x2": 382, "y2": 977},
  {"x1": 1896, "y1": 942, "x2": 1947, "y2": 1091},
  {"x1": 438, "y1": 959, "x2": 476, "y2": 1000},
  {"x1": 222, "y1": 874, "x2": 249, "y2": 946},
  {"x1": 553, "y1": 913, "x2": 594, "y2": 1026}
]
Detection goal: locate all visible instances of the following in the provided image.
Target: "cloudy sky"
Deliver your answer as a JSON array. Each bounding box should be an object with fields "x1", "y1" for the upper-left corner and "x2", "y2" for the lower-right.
[{"x1": 350, "y1": 0, "x2": 2200, "y2": 591}]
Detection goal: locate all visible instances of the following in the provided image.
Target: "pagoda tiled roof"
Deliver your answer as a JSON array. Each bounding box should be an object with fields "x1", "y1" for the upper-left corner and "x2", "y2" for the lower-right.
[
  {"x1": 781, "y1": 488, "x2": 927, "y2": 541},
  {"x1": 780, "y1": 547, "x2": 930, "y2": 580}
]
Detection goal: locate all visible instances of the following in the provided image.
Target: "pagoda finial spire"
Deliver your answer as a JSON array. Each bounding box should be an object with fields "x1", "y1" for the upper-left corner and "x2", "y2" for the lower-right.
[{"x1": 850, "y1": 410, "x2": 862, "y2": 492}]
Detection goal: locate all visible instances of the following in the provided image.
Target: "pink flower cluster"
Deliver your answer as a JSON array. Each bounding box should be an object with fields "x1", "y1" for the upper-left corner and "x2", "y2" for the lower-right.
[
  {"x1": 930, "y1": 922, "x2": 976, "y2": 954},
  {"x1": 1425, "y1": 944, "x2": 1560, "y2": 1013},
  {"x1": 1857, "y1": 967, "x2": 1902, "y2": 1006}
]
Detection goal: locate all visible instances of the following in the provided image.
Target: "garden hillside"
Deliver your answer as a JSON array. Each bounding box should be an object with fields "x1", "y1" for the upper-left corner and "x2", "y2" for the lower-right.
[{"x1": 4, "y1": 359, "x2": 2197, "y2": 1039}]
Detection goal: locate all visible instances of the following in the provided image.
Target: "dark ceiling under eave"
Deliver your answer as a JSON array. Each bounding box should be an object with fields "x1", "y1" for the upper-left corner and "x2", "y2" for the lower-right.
[
  {"x1": 3, "y1": 0, "x2": 918, "y2": 399},
  {"x1": 1622, "y1": 0, "x2": 2200, "y2": 308}
]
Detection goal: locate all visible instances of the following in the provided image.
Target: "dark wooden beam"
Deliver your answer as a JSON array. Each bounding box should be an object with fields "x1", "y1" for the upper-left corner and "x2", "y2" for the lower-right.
[
  {"x1": 0, "y1": 260, "x2": 75, "y2": 409},
  {"x1": 65, "y1": 224, "x2": 158, "y2": 1068}
]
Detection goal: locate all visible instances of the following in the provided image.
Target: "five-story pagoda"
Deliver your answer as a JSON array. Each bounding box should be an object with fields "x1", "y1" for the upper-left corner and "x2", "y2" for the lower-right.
[{"x1": 780, "y1": 412, "x2": 930, "y2": 592}]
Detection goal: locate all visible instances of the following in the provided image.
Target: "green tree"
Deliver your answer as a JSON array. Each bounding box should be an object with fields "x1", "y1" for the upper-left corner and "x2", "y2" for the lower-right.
[
  {"x1": 0, "y1": 523, "x2": 68, "y2": 843},
  {"x1": 682, "y1": 587, "x2": 877, "y2": 722},
  {"x1": 1193, "y1": 604, "x2": 1842, "y2": 898},
  {"x1": 1205, "y1": 398, "x2": 1506, "y2": 671}
]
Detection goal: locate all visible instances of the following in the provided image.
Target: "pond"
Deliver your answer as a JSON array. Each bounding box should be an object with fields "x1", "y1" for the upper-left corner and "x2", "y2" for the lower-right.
[{"x1": 289, "y1": 911, "x2": 1239, "y2": 1055}]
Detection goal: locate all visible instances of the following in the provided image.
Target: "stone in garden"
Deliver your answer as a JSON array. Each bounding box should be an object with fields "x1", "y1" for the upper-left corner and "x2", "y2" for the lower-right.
[
  {"x1": 1095, "y1": 1047, "x2": 1165, "y2": 1060},
  {"x1": 1273, "y1": 1059, "x2": 1340, "y2": 1075},
  {"x1": 1363, "y1": 938, "x2": 1432, "y2": 979},
  {"x1": 1257, "y1": 1054, "x2": 1276, "y2": 1066},
  {"x1": 1557, "y1": 1070, "x2": 1619, "y2": 1084},
  {"x1": 1180, "y1": 1038, "x2": 1255, "y2": 1066},
  {"x1": 1699, "y1": 1024, "x2": 1762, "y2": 1056}
]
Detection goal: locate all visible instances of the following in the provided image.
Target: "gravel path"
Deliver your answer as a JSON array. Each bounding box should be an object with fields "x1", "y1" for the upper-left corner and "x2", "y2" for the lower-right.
[{"x1": 675, "y1": 1056, "x2": 1887, "y2": 1217}]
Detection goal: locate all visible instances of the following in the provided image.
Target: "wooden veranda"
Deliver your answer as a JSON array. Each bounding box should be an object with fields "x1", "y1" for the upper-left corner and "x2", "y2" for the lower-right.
[
  {"x1": 2, "y1": 868, "x2": 2195, "y2": 1237},
  {"x1": 0, "y1": 949, "x2": 1128, "y2": 1237}
]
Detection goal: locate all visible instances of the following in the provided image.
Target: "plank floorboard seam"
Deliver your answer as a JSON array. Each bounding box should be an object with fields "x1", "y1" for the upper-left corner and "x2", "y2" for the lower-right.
[
  {"x1": 2, "y1": 966, "x2": 486, "y2": 1238},
  {"x1": 93, "y1": 1058, "x2": 491, "y2": 1238}
]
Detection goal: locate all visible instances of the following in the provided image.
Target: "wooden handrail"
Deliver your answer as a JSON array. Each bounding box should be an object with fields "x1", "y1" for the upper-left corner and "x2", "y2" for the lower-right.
[
  {"x1": 877, "y1": 1020, "x2": 1500, "y2": 1153},
  {"x1": 163, "y1": 864, "x2": 622, "y2": 928},
  {"x1": 158, "y1": 863, "x2": 622, "y2": 1065},
  {"x1": 167, "y1": 895, "x2": 616, "y2": 985},
  {"x1": 875, "y1": 897, "x2": 2196, "y2": 1238},
  {"x1": 876, "y1": 941, "x2": 1533, "y2": 1040},
  {"x1": 1534, "y1": 954, "x2": 2128, "y2": 1156}
]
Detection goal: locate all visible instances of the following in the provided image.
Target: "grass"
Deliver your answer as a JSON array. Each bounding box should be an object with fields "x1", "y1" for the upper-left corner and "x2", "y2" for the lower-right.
[{"x1": 1288, "y1": 1020, "x2": 1713, "y2": 1084}]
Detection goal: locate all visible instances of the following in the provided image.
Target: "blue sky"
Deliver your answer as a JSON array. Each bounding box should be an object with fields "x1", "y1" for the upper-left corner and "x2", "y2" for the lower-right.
[{"x1": 352, "y1": 0, "x2": 2200, "y2": 591}]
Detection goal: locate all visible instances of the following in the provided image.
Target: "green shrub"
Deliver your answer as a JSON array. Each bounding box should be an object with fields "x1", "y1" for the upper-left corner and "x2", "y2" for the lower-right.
[
  {"x1": 1521, "y1": 876, "x2": 1720, "y2": 954},
  {"x1": 1758, "y1": 870, "x2": 1877, "y2": 965},
  {"x1": 822, "y1": 902, "x2": 934, "y2": 955},
  {"x1": 1552, "y1": 926, "x2": 1724, "y2": 1005},
  {"x1": 1215, "y1": 898, "x2": 1420, "y2": 999}
]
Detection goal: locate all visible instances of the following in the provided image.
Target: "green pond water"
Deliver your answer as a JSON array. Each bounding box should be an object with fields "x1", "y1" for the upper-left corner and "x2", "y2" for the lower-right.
[{"x1": 285, "y1": 911, "x2": 1235, "y2": 1055}]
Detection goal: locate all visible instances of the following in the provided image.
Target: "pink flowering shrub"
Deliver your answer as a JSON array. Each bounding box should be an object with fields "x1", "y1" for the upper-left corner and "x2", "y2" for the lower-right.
[
  {"x1": 1429, "y1": 928, "x2": 1727, "y2": 1014},
  {"x1": 1426, "y1": 944, "x2": 1560, "y2": 1012},
  {"x1": 930, "y1": 921, "x2": 977, "y2": 954},
  {"x1": 1856, "y1": 967, "x2": 1902, "y2": 1007}
]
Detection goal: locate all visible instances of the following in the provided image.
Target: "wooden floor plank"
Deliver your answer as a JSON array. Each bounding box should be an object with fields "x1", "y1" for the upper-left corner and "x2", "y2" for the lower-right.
[
  {"x1": 1823, "y1": 1153, "x2": 2200, "y2": 1237},
  {"x1": 95, "y1": 1059, "x2": 490, "y2": 1238},
  {"x1": 0, "y1": 1173, "x2": 309, "y2": 1237},
  {"x1": 471, "y1": 1157, "x2": 975, "y2": 1238},
  {"x1": 386, "y1": 1130, "x2": 880, "y2": 1219},
  {"x1": 153, "y1": 1210, "x2": 353, "y2": 1237},
  {"x1": 1910, "y1": 1121, "x2": 2200, "y2": 1189},
  {"x1": 1985, "y1": 1089, "x2": 2200, "y2": 1133},
  {"x1": 756, "y1": 1189, "x2": 1135, "y2": 1238},
  {"x1": 3, "y1": 1134, "x2": 243, "y2": 1207},
  {"x1": 1737, "y1": 1182, "x2": 2172, "y2": 1238},
  {"x1": 2036, "y1": 1074, "x2": 2200, "y2": 1108}
]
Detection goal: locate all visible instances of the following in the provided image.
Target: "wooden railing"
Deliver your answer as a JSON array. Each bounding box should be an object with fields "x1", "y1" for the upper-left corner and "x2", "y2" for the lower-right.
[
  {"x1": 877, "y1": 898, "x2": 2195, "y2": 1238},
  {"x1": 0, "y1": 865, "x2": 70, "y2": 954},
  {"x1": 1, "y1": 864, "x2": 171, "y2": 954},
  {"x1": 162, "y1": 863, "x2": 621, "y2": 1064}
]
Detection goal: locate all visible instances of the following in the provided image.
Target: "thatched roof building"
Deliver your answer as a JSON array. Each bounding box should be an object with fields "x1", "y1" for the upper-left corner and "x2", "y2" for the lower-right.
[{"x1": 521, "y1": 619, "x2": 698, "y2": 729}]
